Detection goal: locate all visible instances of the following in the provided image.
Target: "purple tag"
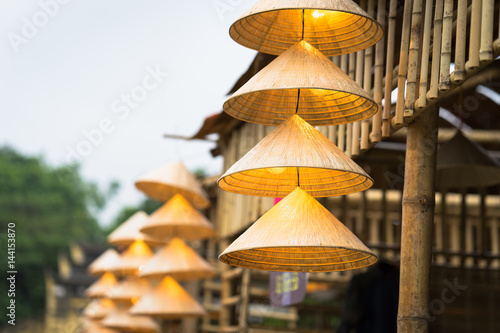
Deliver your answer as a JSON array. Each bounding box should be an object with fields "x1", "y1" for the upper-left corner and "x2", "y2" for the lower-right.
[{"x1": 269, "y1": 272, "x2": 308, "y2": 306}]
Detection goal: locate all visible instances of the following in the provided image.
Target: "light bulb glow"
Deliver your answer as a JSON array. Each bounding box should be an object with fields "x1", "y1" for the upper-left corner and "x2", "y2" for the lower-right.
[
  {"x1": 268, "y1": 167, "x2": 287, "y2": 175},
  {"x1": 312, "y1": 10, "x2": 325, "y2": 18}
]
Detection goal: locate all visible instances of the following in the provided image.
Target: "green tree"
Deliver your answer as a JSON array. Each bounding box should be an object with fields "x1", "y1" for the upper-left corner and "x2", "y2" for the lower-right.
[{"x1": 0, "y1": 147, "x2": 107, "y2": 324}]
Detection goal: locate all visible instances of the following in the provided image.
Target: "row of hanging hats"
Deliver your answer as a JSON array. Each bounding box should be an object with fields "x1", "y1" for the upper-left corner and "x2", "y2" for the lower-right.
[
  {"x1": 217, "y1": 0, "x2": 384, "y2": 272},
  {"x1": 82, "y1": 161, "x2": 216, "y2": 332}
]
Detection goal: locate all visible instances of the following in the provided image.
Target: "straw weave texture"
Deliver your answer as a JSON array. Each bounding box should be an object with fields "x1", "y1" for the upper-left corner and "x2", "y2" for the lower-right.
[
  {"x1": 219, "y1": 187, "x2": 377, "y2": 272},
  {"x1": 88, "y1": 249, "x2": 121, "y2": 276},
  {"x1": 110, "y1": 241, "x2": 153, "y2": 276},
  {"x1": 219, "y1": 115, "x2": 373, "y2": 197},
  {"x1": 230, "y1": 0, "x2": 383, "y2": 56},
  {"x1": 106, "y1": 276, "x2": 152, "y2": 302},
  {"x1": 83, "y1": 299, "x2": 115, "y2": 320},
  {"x1": 141, "y1": 194, "x2": 215, "y2": 240},
  {"x1": 135, "y1": 160, "x2": 210, "y2": 209},
  {"x1": 107, "y1": 211, "x2": 165, "y2": 247},
  {"x1": 101, "y1": 305, "x2": 161, "y2": 333},
  {"x1": 85, "y1": 272, "x2": 118, "y2": 298},
  {"x1": 139, "y1": 238, "x2": 217, "y2": 281},
  {"x1": 224, "y1": 40, "x2": 377, "y2": 126},
  {"x1": 130, "y1": 276, "x2": 207, "y2": 319}
]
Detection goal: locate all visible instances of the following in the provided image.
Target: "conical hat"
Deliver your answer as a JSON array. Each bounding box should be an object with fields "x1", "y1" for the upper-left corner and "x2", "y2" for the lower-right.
[
  {"x1": 107, "y1": 211, "x2": 165, "y2": 247},
  {"x1": 224, "y1": 41, "x2": 377, "y2": 126},
  {"x1": 230, "y1": 0, "x2": 383, "y2": 56},
  {"x1": 82, "y1": 319, "x2": 120, "y2": 333},
  {"x1": 83, "y1": 299, "x2": 116, "y2": 319},
  {"x1": 86, "y1": 272, "x2": 119, "y2": 298},
  {"x1": 135, "y1": 160, "x2": 210, "y2": 209},
  {"x1": 218, "y1": 115, "x2": 373, "y2": 197},
  {"x1": 88, "y1": 249, "x2": 121, "y2": 276},
  {"x1": 101, "y1": 306, "x2": 160, "y2": 333},
  {"x1": 219, "y1": 187, "x2": 377, "y2": 272},
  {"x1": 106, "y1": 276, "x2": 152, "y2": 303},
  {"x1": 110, "y1": 240, "x2": 154, "y2": 276},
  {"x1": 140, "y1": 194, "x2": 215, "y2": 240},
  {"x1": 139, "y1": 238, "x2": 217, "y2": 281},
  {"x1": 129, "y1": 276, "x2": 207, "y2": 319}
]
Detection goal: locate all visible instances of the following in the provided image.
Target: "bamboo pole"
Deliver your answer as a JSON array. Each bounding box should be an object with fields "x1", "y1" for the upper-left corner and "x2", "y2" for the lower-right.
[
  {"x1": 451, "y1": 0, "x2": 468, "y2": 83},
  {"x1": 466, "y1": 0, "x2": 482, "y2": 72},
  {"x1": 361, "y1": 0, "x2": 374, "y2": 151},
  {"x1": 353, "y1": 49, "x2": 364, "y2": 156},
  {"x1": 438, "y1": 0, "x2": 454, "y2": 92},
  {"x1": 371, "y1": 0, "x2": 386, "y2": 143},
  {"x1": 395, "y1": 0, "x2": 414, "y2": 126},
  {"x1": 397, "y1": 104, "x2": 439, "y2": 333},
  {"x1": 346, "y1": 52, "x2": 356, "y2": 157},
  {"x1": 427, "y1": 0, "x2": 444, "y2": 100},
  {"x1": 337, "y1": 54, "x2": 348, "y2": 152},
  {"x1": 383, "y1": 0, "x2": 398, "y2": 137},
  {"x1": 416, "y1": 0, "x2": 434, "y2": 109},
  {"x1": 238, "y1": 269, "x2": 251, "y2": 333},
  {"x1": 480, "y1": 0, "x2": 494, "y2": 63},
  {"x1": 404, "y1": 0, "x2": 423, "y2": 119}
]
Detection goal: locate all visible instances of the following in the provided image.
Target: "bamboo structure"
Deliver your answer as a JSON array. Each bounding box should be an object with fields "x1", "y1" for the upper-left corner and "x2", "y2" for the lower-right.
[
  {"x1": 466, "y1": 0, "x2": 482, "y2": 71},
  {"x1": 397, "y1": 104, "x2": 439, "y2": 333},
  {"x1": 395, "y1": 0, "x2": 413, "y2": 126},
  {"x1": 416, "y1": 0, "x2": 434, "y2": 109},
  {"x1": 382, "y1": 0, "x2": 398, "y2": 137},
  {"x1": 451, "y1": 0, "x2": 468, "y2": 83},
  {"x1": 480, "y1": 0, "x2": 494, "y2": 62},
  {"x1": 438, "y1": 0, "x2": 454, "y2": 91},
  {"x1": 427, "y1": 0, "x2": 444, "y2": 100},
  {"x1": 370, "y1": 0, "x2": 386, "y2": 142},
  {"x1": 404, "y1": 0, "x2": 423, "y2": 119}
]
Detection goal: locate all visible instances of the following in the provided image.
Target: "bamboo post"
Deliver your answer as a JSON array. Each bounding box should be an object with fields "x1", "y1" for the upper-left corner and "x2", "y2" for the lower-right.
[
  {"x1": 346, "y1": 53, "x2": 356, "y2": 156},
  {"x1": 490, "y1": 218, "x2": 500, "y2": 269},
  {"x1": 427, "y1": 0, "x2": 444, "y2": 100},
  {"x1": 466, "y1": 0, "x2": 482, "y2": 72},
  {"x1": 394, "y1": 0, "x2": 413, "y2": 126},
  {"x1": 438, "y1": 0, "x2": 454, "y2": 92},
  {"x1": 353, "y1": 49, "x2": 364, "y2": 156},
  {"x1": 480, "y1": 0, "x2": 494, "y2": 63},
  {"x1": 371, "y1": 0, "x2": 386, "y2": 143},
  {"x1": 361, "y1": 0, "x2": 374, "y2": 151},
  {"x1": 416, "y1": 0, "x2": 434, "y2": 109},
  {"x1": 397, "y1": 104, "x2": 439, "y2": 333},
  {"x1": 238, "y1": 269, "x2": 251, "y2": 333},
  {"x1": 451, "y1": 0, "x2": 468, "y2": 83},
  {"x1": 338, "y1": 54, "x2": 348, "y2": 152},
  {"x1": 383, "y1": 0, "x2": 397, "y2": 137},
  {"x1": 404, "y1": 0, "x2": 423, "y2": 119}
]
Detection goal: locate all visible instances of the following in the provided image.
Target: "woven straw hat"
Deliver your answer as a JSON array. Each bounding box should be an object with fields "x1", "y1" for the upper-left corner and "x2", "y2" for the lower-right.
[
  {"x1": 135, "y1": 160, "x2": 210, "y2": 209},
  {"x1": 107, "y1": 211, "x2": 165, "y2": 247},
  {"x1": 106, "y1": 276, "x2": 152, "y2": 303},
  {"x1": 140, "y1": 194, "x2": 215, "y2": 240},
  {"x1": 82, "y1": 319, "x2": 120, "y2": 333},
  {"x1": 83, "y1": 299, "x2": 116, "y2": 320},
  {"x1": 110, "y1": 240, "x2": 154, "y2": 276},
  {"x1": 230, "y1": 0, "x2": 383, "y2": 56},
  {"x1": 130, "y1": 276, "x2": 207, "y2": 319},
  {"x1": 139, "y1": 238, "x2": 217, "y2": 281},
  {"x1": 219, "y1": 115, "x2": 373, "y2": 197},
  {"x1": 219, "y1": 187, "x2": 377, "y2": 272},
  {"x1": 86, "y1": 272, "x2": 119, "y2": 298},
  {"x1": 101, "y1": 306, "x2": 160, "y2": 333},
  {"x1": 224, "y1": 40, "x2": 377, "y2": 126},
  {"x1": 88, "y1": 249, "x2": 121, "y2": 276}
]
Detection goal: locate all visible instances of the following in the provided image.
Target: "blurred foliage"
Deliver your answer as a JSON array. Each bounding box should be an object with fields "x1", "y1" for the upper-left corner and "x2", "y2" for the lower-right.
[
  {"x1": 104, "y1": 198, "x2": 162, "y2": 235},
  {"x1": 0, "y1": 147, "x2": 109, "y2": 324}
]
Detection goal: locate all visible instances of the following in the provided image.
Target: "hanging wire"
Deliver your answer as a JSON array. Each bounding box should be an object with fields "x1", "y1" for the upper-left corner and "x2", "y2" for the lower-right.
[{"x1": 297, "y1": 167, "x2": 300, "y2": 187}]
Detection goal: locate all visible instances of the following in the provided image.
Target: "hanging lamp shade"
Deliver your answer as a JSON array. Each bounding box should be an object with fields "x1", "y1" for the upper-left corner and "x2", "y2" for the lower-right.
[
  {"x1": 88, "y1": 249, "x2": 121, "y2": 276},
  {"x1": 139, "y1": 238, "x2": 217, "y2": 281},
  {"x1": 140, "y1": 194, "x2": 215, "y2": 240},
  {"x1": 106, "y1": 276, "x2": 152, "y2": 303},
  {"x1": 219, "y1": 115, "x2": 373, "y2": 197},
  {"x1": 129, "y1": 276, "x2": 207, "y2": 319},
  {"x1": 83, "y1": 299, "x2": 116, "y2": 319},
  {"x1": 219, "y1": 187, "x2": 377, "y2": 272},
  {"x1": 135, "y1": 160, "x2": 210, "y2": 209},
  {"x1": 101, "y1": 306, "x2": 161, "y2": 333},
  {"x1": 436, "y1": 131, "x2": 500, "y2": 189},
  {"x1": 107, "y1": 211, "x2": 165, "y2": 247},
  {"x1": 230, "y1": 0, "x2": 383, "y2": 56},
  {"x1": 82, "y1": 319, "x2": 120, "y2": 333},
  {"x1": 224, "y1": 40, "x2": 377, "y2": 126},
  {"x1": 86, "y1": 272, "x2": 119, "y2": 298},
  {"x1": 110, "y1": 240, "x2": 154, "y2": 276}
]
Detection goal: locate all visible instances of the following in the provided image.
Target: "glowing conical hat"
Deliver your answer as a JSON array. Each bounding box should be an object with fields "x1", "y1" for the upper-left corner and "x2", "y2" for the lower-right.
[
  {"x1": 230, "y1": 0, "x2": 383, "y2": 56},
  {"x1": 130, "y1": 276, "x2": 207, "y2": 319},
  {"x1": 219, "y1": 187, "x2": 377, "y2": 272},
  {"x1": 110, "y1": 240, "x2": 154, "y2": 276},
  {"x1": 139, "y1": 238, "x2": 217, "y2": 281},
  {"x1": 101, "y1": 306, "x2": 160, "y2": 333},
  {"x1": 224, "y1": 40, "x2": 377, "y2": 126},
  {"x1": 82, "y1": 319, "x2": 119, "y2": 333},
  {"x1": 88, "y1": 249, "x2": 121, "y2": 276},
  {"x1": 107, "y1": 211, "x2": 165, "y2": 247},
  {"x1": 140, "y1": 194, "x2": 215, "y2": 240},
  {"x1": 219, "y1": 115, "x2": 373, "y2": 197},
  {"x1": 86, "y1": 272, "x2": 119, "y2": 298},
  {"x1": 106, "y1": 276, "x2": 152, "y2": 303},
  {"x1": 83, "y1": 299, "x2": 116, "y2": 319},
  {"x1": 135, "y1": 160, "x2": 210, "y2": 209}
]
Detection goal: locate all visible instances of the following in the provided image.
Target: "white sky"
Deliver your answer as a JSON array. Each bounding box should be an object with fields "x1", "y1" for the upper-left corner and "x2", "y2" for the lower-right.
[{"x1": 0, "y1": 0, "x2": 257, "y2": 226}]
